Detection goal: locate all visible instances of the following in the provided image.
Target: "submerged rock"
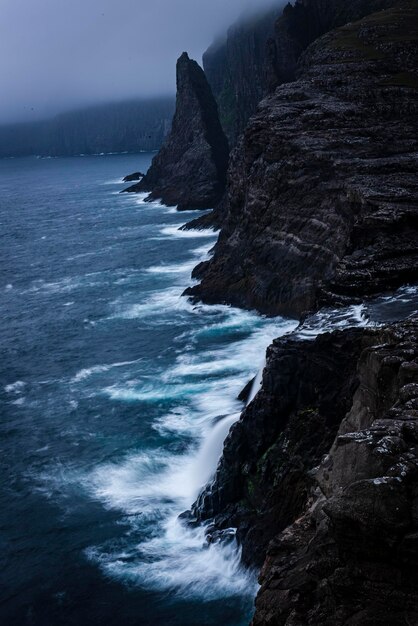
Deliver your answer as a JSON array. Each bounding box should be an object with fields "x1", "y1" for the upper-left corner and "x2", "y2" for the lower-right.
[
  {"x1": 187, "y1": 2, "x2": 418, "y2": 315},
  {"x1": 124, "y1": 52, "x2": 229, "y2": 211}
]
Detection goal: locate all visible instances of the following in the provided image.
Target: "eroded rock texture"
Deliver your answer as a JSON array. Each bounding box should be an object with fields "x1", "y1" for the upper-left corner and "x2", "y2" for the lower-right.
[
  {"x1": 192, "y1": 316, "x2": 418, "y2": 624},
  {"x1": 203, "y1": 5, "x2": 282, "y2": 146},
  {"x1": 193, "y1": 327, "x2": 373, "y2": 565},
  {"x1": 188, "y1": 2, "x2": 418, "y2": 315},
  {"x1": 253, "y1": 316, "x2": 418, "y2": 625},
  {"x1": 203, "y1": 0, "x2": 395, "y2": 147},
  {"x1": 124, "y1": 53, "x2": 229, "y2": 211}
]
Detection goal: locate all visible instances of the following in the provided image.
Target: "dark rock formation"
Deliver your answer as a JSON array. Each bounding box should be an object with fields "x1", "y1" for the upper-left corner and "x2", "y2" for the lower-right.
[
  {"x1": 124, "y1": 52, "x2": 229, "y2": 211},
  {"x1": 122, "y1": 172, "x2": 144, "y2": 182},
  {"x1": 193, "y1": 327, "x2": 377, "y2": 565},
  {"x1": 192, "y1": 315, "x2": 418, "y2": 624},
  {"x1": 187, "y1": 1, "x2": 418, "y2": 316},
  {"x1": 203, "y1": 0, "x2": 396, "y2": 146},
  {"x1": 203, "y1": 6, "x2": 282, "y2": 146},
  {"x1": 253, "y1": 316, "x2": 418, "y2": 625}
]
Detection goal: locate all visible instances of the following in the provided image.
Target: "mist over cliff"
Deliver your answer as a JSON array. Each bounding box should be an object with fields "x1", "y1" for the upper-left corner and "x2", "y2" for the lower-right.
[
  {"x1": 0, "y1": 98, "x2": 175, "y2": 158},
  {"x1": 0, "y1": 0, "x2": 280, "y2": 124}
]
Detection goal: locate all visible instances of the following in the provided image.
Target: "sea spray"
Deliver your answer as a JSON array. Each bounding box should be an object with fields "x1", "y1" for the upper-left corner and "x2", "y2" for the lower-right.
[
  {"x1": 188, "y1": 413, "x2": 240, "y2": 499},
  {"x1": 247, "y1": 358, "x2": 266, "y2": 405}
]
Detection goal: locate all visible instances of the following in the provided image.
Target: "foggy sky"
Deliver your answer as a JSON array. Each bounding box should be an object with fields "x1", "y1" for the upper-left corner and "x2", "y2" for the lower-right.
[{"x1": 0, "y1": 0, "x2": 279, "y2": 124}]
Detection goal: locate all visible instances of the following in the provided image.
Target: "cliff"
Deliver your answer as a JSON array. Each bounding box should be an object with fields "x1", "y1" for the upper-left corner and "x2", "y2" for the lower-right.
[
  {"x1": 203, "y1": 6, "x2": 282, "y2": 146},
  {"x1": 203, "y1": 0, "x2": 396, "y2": 146},
  {"x1": 0, "y1": 98, "x2": 174, "y2": 158},
  {"x1": 124, "y1": 53, "x2": 229, "y2": 211},
  {"x1": 187, "y1": 1, "x2": 418, "y2": 316},
  {"x1": 253, "y1": 316, "x2": 418, "y2": 625},
  {"x1": 192, "y1": 315, "x2": 418, "y2": 624},
  {"x1": 179, "y1": 2, "x2": 418, "y2": 623}
]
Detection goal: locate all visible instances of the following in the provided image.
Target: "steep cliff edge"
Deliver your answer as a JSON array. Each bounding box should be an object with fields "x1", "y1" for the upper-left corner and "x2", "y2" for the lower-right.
[
  {"x1": 253, "y1": 316, "x2": 418, "y2": 625},
  {"x1": 203, "y1": 5, "x2": 282, "y2": 146},
  {"x1": 124, "y1": 53, "x2": 229, "y2": 211},
  {"x1": 192, "y1": 315, "x2": 418, "y2": 624},
  {"x1": 193, "y1": 327, "x2": 374, "y2": 564},
  {"x1": 187, "y1": 1, "x2": 418, "y2": 315},
  {"x1": 203, "y1": 0, "x2": 395, "y2": 146}
]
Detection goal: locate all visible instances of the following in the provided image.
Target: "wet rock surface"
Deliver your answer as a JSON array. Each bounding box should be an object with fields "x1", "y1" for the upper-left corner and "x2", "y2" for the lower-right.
[
  {"x1": 124, "y1": 52, "x2": 229, "y2": 211},
  {"x1": 187, "y1": 1, "x2": 418, "y2": 316},
  {"x1": 193, "y1": 326, "x2": 377, "y2": 565}
]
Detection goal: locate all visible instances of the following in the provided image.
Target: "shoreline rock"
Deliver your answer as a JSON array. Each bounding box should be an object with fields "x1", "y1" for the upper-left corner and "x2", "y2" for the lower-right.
[
  {"x1": 122, "y1": 171, "x2": 144, "y2": 182},
  {"x1": 123, "y1": 52, "x2": 229, "y2": 211},
  {"x1": 190, "y1": 313, "x2": 418, "y2": 623},
  {"x1": 253, "y1": 316, "x2": 418, "y2": 625},
  {"x1": 186, "y1": 2, "x2": 418, "y2": 316}
]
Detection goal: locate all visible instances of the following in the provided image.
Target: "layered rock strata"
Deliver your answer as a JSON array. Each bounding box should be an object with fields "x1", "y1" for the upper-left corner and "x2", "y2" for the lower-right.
[
  {"x1": 124, "y1": 52, "x2": 229, "y2": 211},
  {"x1": 187, "y1": 1, "x2": 418, "y2": 315}
]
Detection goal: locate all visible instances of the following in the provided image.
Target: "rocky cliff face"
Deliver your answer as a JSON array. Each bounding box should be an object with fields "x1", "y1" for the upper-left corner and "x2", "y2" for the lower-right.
[
  {"x1": 187, "y1": 1, "x2": 418, "y2": 316},
  {"x1": 203, "y1": 6, "x2": 282, "y2": 146},
  {"x1": 192, "y1": 315, "x2": 418, "y2": 624},
  {"x1": 0, "y1": 98, "x2": 174, "y2": 158},
  {"x1": 253, "y1": 316, "x2": 418, "y2": 625},
  {"x1": 203, "y1": 0, "x2": 396, "y2": 147},
  {"x1": 124, "y1": 52, "x2": 229, "y2": 211},
  {"x1": 193, "y1": 327, "x2": 374, "y2": 565}
]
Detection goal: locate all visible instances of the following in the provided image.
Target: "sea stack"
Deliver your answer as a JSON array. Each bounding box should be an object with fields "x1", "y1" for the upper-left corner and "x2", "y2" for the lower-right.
[{"x1": 124, "y1": 52, "x2": 229, "y2": 211}]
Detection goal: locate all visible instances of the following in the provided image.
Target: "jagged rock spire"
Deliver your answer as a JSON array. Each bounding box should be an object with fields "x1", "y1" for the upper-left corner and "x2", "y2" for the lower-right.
[{"x1": 124, "y1": 52, "x2": 229, "y2": 211}]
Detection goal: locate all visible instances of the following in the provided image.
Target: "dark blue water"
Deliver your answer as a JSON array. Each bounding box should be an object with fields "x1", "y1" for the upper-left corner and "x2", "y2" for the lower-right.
[{"x1": 0, "y1": 154, "x2": 298, "y2": 626}]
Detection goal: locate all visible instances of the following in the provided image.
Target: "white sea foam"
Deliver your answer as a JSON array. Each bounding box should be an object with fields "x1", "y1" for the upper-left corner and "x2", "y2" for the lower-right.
[
  {"x1": 134, "y1": 193, "x2": 151, "y2": 204},
  {"x1": 66, "y1": 250, "x2": 98, "y2": 261},
  {"x1": 87, "y1": 517, "x2": 255, "y2": 600},
  {"x1": 145, "y1": 260, "x2": 196, "y2": 275},
  {"x1": 296, "y1": 303, "x2": 369, "y2": 339},
  {"x1": 111, "y1": 287, "x2": 193, "y2": 320},
  {"x1": 83, "y1": 303, "x2": 296, "y2": 599},
  {"x1": 5, "y1": 380, "x2": 26, "y2": 393},
  {"x1": 103, "y1": 381, "x2": 208, "y2": 403},
  {"x1": 25, "y1": 276, "x2": 96, "y2": 295},
  {"x1": 11, "y1": 397, "x2": 25, "y2": 406},
  {"x1": 103, "y1": 178, "x2": 125, "y2": 185},
  {"x1": 158, "y1": 226, "x2": 218, "y2": 239},
  {"x1": 71, "y1": 359, "x2": 142, "y2": 383},
  {"x1": 247, "y1": 357, "x2": 266, "y2": 405}
]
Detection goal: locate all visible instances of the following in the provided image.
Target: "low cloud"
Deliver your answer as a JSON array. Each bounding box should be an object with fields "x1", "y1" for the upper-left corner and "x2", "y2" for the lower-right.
[{"x1": 0, "y1": 0, "x2": 280, "y2": 123}]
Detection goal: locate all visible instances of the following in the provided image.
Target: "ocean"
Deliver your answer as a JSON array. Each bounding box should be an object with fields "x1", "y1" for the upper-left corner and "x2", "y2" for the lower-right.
[
  {"x1": 1, "y1": 154, "x2": 417, "y2": 626},
  {"x1": 0, "y1": 154, "x2": 297, "y2": 625}
]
